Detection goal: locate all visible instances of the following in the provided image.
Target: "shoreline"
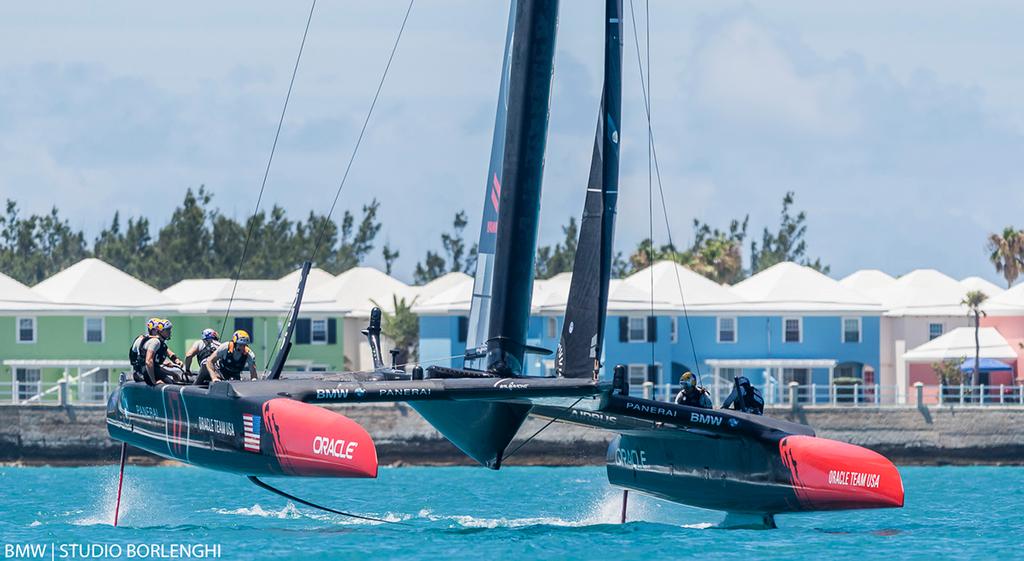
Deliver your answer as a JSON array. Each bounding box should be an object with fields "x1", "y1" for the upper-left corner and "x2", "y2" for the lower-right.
[{"x1": 4, "y1": 403, "x2": 1024, "y2": 467}]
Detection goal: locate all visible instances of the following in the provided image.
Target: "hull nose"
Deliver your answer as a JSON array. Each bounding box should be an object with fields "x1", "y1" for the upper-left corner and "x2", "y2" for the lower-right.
[
  {"x1": 263, "y1": 398, "x2": 378, "y2": 478},
  {"x1": 780, "y1": 435, "x2": 903, "y2": 511}
]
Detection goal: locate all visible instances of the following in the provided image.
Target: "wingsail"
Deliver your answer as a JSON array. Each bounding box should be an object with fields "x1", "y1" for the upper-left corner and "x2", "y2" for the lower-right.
[
  {"x1": 556, "y1": 4, "x2": 622, "y2": 379},
  {"x1": 464, "y1": 0, "x2": 518, "y2": 371}
]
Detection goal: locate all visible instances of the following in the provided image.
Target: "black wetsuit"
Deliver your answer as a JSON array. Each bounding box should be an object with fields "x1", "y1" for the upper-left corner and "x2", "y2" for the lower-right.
[{"x1": 722, "y1": 380, "x2": 765, "y2": 415}]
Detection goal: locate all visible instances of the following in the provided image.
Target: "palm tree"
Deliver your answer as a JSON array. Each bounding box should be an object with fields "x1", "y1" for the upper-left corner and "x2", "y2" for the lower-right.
[
  {"x1": 987, "y1": 227, "x2": 1024, "y2": 288},
  {"x1": 961, "y1": 290, "x2": 989, "y2": 387}
]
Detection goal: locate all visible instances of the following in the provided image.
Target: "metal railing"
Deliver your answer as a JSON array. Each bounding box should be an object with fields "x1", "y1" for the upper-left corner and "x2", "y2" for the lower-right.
[
  {"x1": 0, "y1": 380, "x2": 111, "y2": 406},
  {"x1": 637, "y1": 380, "x2": 1024, "y2": 408}
]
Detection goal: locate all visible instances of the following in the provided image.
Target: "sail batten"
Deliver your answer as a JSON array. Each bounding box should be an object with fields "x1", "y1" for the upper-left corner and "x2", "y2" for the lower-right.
[{"x1": 556, "y1": 0, "x2": 623, "y2": 379}]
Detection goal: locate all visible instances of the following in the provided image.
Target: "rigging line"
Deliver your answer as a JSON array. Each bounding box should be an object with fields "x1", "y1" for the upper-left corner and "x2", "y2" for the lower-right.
[
  {"x1": 628, "y1": 0, "x2": 704, "y2": 384},
  {"x1": 220, "y1": 0, "x2": 318, "y2": 336},
  {"x1": 644, "y1": 0, "x2": 656, "y2": 378},
  {"x1": 248, "y1": 476, "x2": 408, "y2": 526},
  {"x1": 308, "y1": 0, "x2": 415, "y2": 266},
  {"x1": 502, "y1": 397, "x2": 585, "y2": 461}
]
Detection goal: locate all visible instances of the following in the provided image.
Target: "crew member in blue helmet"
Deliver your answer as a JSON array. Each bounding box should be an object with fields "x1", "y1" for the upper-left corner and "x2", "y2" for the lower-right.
[
  {"x1": 194, "y1": 330, "x2": 258, "y2": 384},
  {"x1": 721, "y1": 376, "x2": 765, "y2": 415},
  {"x1": 184, "y1": 328, "x2": 220, "y2": 376}
]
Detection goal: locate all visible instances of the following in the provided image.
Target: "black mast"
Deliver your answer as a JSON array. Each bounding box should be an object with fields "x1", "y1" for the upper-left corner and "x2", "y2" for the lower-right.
[
  {"x1": 268, "y1": 261, "x2": 313, "y2": 380},
  {"x1": 484, "y1": 0, "x2": 560, "y2": 376},
  {"x1": 556, "y1": 0, "x2": 622, "y2": 378}
]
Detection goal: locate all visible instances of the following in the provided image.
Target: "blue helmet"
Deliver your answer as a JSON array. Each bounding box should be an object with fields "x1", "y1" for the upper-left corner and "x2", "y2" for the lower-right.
[{"x1": 202, "y1": 328, "x2": 219, "y2": 341}]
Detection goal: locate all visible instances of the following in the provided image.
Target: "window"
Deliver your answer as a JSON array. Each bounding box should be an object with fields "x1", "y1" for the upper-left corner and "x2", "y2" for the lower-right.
[
  {"x1": 457, "y1": 316, "x2": 469, "y2": 343},
  {"x1": 85, "y1": 317, "x2": 104, "y2": 343},
  {"x1": 546, "y1": 317, "x2": 557, "y2": 338},
  {"x1": 234, "y1": 317, "x2": 255, "y2": 343},
  {"x1": 783, "y1": 317, "x2": 802, "y2": 343},
  {"x1": 842, "y1": 317, "x2": 861, "y2": 343},
  {"x1": 311, "y1": 319, "x2": 328, "y2": 344},
  {"x1": 79, "y1": 368, "x2": 110, "y2": 403},
  {"x1": 628, "y1": 364, "x2": 648, "y2": 391},
  {"x1": 929, "y1": 323, "x2": 943, "y2": 341},
  {"x1": 15, "y1": 368, "x2": 41, "y2": 402},
  {"x1": 16, "y1": 317, "x2": 35, "y2": 343},
  {"x1": 628, "y1": 317, "x2": 647, "y2": 342},
  {"x1": 717, "y1": 317, "x2": 737, "y2": 343},
  {"x1": 670, "y1": 317, "x2": 678, "y2": 343}
]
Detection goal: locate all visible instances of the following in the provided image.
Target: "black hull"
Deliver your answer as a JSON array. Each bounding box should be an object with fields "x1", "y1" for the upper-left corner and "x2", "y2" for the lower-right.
[
  {"x1": 536, "y1": 395, "x2": 904, "y2": 516},
  {"x1": 106, "y1": 381, "x2": 378, "y2": 478}
]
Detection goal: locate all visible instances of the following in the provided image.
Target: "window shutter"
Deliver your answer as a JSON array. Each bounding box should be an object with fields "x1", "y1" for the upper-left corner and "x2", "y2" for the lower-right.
[
  {"x1": 327, "y1": 318, "x2": 337, "y2": 344},
  {"x1": 618, "y1": 317, "x2": 628, "y2": 342},
  {"x1": 647, "y1": 316, "x2": 657, "y2": 342},
  {"x1": 296, "y1": 319, "x2": 311, "y2": 345},
  {"x1": 647, "y1": 364, "x2": 658, "y2": 383}
]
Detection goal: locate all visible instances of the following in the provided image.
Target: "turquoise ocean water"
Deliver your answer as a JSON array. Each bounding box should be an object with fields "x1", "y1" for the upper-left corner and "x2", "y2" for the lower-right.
[{"x1": 0, "y1": 465, "x2": 1020, "y2": 560}]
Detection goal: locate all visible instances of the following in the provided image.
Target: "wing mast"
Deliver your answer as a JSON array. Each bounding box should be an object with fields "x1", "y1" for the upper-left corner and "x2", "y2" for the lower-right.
[
  {"x1": 268, "y1": 261, "x2": 312, "y2": 380},
  {"x1": 556, "y1": 0, "x2": 623, "y2": 379}
]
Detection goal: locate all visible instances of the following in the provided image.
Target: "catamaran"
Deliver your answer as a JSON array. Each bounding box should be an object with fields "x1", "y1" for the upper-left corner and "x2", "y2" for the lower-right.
[{"x1": 106, "y1": 0, "x2": 903, "y2": 529}]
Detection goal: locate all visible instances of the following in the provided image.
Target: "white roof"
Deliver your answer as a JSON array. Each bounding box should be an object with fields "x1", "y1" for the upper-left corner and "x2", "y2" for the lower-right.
[
  {"x1": 616, "y1": 261, "x2": 740, "y2": 312},
  {"x1": 163, "y1": 278, "x2": 287, "y2": 313},
  {"x1": 839, "y1": 269, "x2": 895, "y2": 301},
  {"x1": 903, "y1": 326, "x2": 1017, "y2": 362},
  {"x1": 729, "y1": 262, "x2": 881, "y2": 313},
  {"x1": 980, "y1": 281, "x2": 1024, "y2": 316},
  {"x1": 33, "y1": 258, "x2": 169, "y2": 310},
  {"x1": 277, "y1": 267, "x2": 336, "y2": 293},
  {"x1": 411, "y1": 275, "x2": 474, "y2": 315},
  {"x1": 0, "y1": 272, "x2": 55, "y2": 311},
  {"x1": 960, "y1": 276, "x2": 1003, "y2": 299},
  {"x1": 305, "y1": 266, "x2": 412, "y2": 317},
  {"x1": 880, "y1": 269, "x2": 968, "y2": 317},
  {"x1": 410, "y1": 272, "x2": 472, "y2": 303}
]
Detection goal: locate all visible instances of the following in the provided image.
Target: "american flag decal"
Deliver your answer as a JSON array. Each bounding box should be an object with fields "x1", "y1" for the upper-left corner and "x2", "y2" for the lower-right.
[{"x1": 242, "y1": 413, "x2": 261, "y2": 453}]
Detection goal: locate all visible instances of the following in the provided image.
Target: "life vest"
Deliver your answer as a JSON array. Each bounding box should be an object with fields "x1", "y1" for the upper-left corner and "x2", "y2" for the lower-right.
[
  {"x1": 129, "y1": 334, "x2": 167, "y2": 372},
  {"x1": 740, "y1": 385, "x2": 765, "y2": 415},
  {"x1": 215, "y1": 342, "x2": 251, "y2": 375},
  {"x1": 196, "y1": 340, "x2": 219, "y2": 363},
  {"x1": 676, "y1": 386, "x2": 711, "y2": 408}
]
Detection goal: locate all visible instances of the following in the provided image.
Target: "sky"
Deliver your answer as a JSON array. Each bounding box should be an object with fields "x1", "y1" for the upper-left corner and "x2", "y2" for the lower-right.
[{"x1": 1, "y1": 1, "x2": 1023, "y2": 285}]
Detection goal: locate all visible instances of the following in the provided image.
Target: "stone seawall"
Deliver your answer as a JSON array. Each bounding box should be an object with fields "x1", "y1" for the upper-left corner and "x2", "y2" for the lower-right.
[{"x1": 2, "y1": 404, "x2": 1023, "y2": 466}]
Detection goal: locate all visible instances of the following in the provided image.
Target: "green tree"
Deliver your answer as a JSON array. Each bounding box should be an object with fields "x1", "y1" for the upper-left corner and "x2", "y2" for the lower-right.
[
  {"x1": 382, "y1": 242, "x2": 400, "y2": 275},
  {"x1": 414, "y1": 210, "x2": 473, "y2": 284},
  {"x1": 152, "y1": 187, "x2": 215, "y2": 287},
  {"x1": 685, "y1": 217, "x2": 749, "y2": 284},
  {"x1": 535, "y1": 217, "x2": 578, "y2": 279},
  {"x1": 987, "y1": 226, "x2": 1024, "y2": 288},
  {"x1": 0, "y1": 200, "x2": 89, "y2": 285},
  {"x1": 373, "y1": 295, "x2": 419, "y2": 365},
  {"x1": 94, "y1": 213, "x2": 158, "y2": 282},
  {"x1": 962, "y1": 289, "x2": 988, "y2": 387},
  {"x1": 328, "y1": 199, "x2": 382, "y2": 274},
  {"x1": 932, "y1": 357, "x2": 966, "y2": 386},
  {"x1": 750, "y1": 192, "x2": 829, "y2": 274}
]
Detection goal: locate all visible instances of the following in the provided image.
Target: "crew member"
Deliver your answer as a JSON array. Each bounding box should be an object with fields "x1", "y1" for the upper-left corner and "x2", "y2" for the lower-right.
[
  {"x1": 721, "y1": 376, "x2": 765, "y2": 415},
  {"x1": 195, "y1": 330, "x2": 258, "y2": 384},
  {"x1": 674, "y1": 371, "x2": 712, "y2": 409},
  {"x1": 184, "y1": 328, "x2": 220, "y2": 375},
  {"x1": 135, "y1": 319, "x2": 185, "y2": 385},
  {"x1": 129, "y1": 318, "x2": 162, "y2": 383}
]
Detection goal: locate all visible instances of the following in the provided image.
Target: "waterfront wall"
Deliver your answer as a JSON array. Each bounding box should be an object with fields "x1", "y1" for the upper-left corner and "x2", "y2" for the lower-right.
[{"x1": 2, "y1": 404, "x2": 1023, "y2": 466}]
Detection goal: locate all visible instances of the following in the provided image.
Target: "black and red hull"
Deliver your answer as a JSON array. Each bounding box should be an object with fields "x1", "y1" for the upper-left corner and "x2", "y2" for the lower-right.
[
  {"x1": 106, "y1": 381, "x2": 378, "y2": 478},
  {"x1": 600, "y1": 395, "x2": 903, "y2": 519}
]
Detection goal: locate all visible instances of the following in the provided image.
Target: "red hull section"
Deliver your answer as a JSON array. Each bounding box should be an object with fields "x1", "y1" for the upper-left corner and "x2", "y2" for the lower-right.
[
  {"x1": 781, "y1": 435, "x2": 903, "y2": 511},
  {"x1": 263, "y1": 398, "x2": 378, "y2": 478}
]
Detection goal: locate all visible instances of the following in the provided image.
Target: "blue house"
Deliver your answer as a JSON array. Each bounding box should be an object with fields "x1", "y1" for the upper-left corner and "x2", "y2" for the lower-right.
[{"x1": 415, "y1": 261, "x2": 883, "y2": 404}]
